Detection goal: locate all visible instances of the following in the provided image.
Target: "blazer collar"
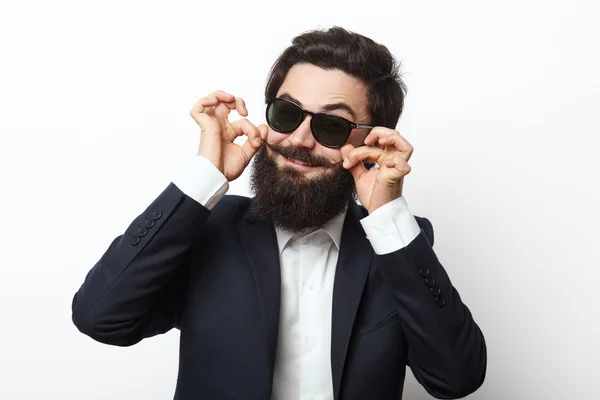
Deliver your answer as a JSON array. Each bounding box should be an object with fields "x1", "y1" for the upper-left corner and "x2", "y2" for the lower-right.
[{"x1": 274, "y1": 207, "x2": 347, "y2": 255}]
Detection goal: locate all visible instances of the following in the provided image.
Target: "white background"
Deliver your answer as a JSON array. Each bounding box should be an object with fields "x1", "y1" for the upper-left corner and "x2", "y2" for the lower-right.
[{"x1": 1, "y1": 0, "x2": 599, "y2": 399}]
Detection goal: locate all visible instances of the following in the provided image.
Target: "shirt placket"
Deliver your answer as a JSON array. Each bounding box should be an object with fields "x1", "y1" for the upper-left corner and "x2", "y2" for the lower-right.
[{"x1": 298, "y1": 231, "x2": 332, "y2": 400}]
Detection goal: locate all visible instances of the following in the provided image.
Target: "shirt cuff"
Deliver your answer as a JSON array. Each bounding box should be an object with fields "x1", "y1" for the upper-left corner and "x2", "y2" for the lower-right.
[
  {"x1": 359, "y1": 197, "x2": 421, "y2": 255},
  {"x1": 172, "y1": 155, "x2": 229, "y2": 210}
]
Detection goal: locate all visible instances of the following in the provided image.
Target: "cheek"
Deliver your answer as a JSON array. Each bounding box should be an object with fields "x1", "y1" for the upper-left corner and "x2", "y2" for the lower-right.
[
  {"x1": 321, "y1": 147, "x2": 342, "y2": 163},
  {"x1": 266, "y1": 129, "x2": 289, "y2": 145},
  {"x1": 267, "y1": 127, "x2": 342, "y2": 163}
]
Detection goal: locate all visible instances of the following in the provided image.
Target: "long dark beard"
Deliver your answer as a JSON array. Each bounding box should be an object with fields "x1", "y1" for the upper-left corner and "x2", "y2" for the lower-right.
[{"x1": 249, "y1": 142, "x2": 356, "y2": 232}]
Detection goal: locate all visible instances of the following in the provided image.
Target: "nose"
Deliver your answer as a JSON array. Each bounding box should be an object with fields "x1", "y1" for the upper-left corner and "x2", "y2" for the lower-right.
[{"x1": 287, "y1": 114, "x2": 316, "y2": 149}]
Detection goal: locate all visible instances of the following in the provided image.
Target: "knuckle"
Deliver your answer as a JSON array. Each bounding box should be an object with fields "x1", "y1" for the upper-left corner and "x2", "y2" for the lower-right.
[
  {"x1": 214, "y1": 90, "x2": 232, "y2": 100},
  {"x1": 240, "y1": 118, "x2": 254, "y2": 129}
]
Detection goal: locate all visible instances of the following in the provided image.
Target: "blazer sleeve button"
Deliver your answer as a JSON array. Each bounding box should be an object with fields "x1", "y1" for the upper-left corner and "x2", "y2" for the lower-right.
[
  {"x1": 129, "y1": 235, "x2": 140, "y2": 246},
  {"x1": 425, "y1": 276, "x2": 436, "y2": 287}
]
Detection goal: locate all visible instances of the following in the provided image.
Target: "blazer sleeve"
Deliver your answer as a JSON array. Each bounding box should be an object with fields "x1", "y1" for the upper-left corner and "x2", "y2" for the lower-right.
[
  {"x1": 377, "y1": 217, "x2": 487, "y2": 399},
  {"x1": 71, "y1": 183, "x2": 211, "y2": 346}
]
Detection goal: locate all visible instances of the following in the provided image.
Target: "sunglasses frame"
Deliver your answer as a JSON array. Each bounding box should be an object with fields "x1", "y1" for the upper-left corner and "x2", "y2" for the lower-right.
[{"x1": 265, "y1": 97, "x2": 374, "y2": 148}]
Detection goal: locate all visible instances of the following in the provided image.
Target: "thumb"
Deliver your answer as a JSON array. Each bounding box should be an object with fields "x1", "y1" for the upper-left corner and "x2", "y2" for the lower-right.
[
  {"x1": 258, "y1": 124, "x2": 269, "y2": 141},
  {"x1": 340, "y1": 143, "x2": 355, "y2": 160},
  {"x1": 341, "y1": 144, "x2": 367, "y2": 182},
  {"x1": 240, "y1": 123, "x2": 268, "y2": 162}
]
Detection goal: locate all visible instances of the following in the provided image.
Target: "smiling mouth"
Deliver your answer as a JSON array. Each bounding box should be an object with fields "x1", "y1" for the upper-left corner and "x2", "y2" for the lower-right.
[{"x1": 281, "y1": 155, "x2": 317, "y2": 168}]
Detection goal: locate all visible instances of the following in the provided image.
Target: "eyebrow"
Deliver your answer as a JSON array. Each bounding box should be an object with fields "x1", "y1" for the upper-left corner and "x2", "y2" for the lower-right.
[{"x1": 279, "y1": 93, "x2": 357, "y2": 120}]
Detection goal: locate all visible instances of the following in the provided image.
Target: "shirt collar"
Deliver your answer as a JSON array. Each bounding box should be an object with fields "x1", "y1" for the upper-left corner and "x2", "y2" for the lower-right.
[{"x1": 275, "y1": 208, "x2": 347, "y2": 255}]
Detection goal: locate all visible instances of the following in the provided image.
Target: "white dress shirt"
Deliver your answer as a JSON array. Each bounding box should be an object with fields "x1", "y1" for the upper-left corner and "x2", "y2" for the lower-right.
[{"x1": 173, "y1": 155, "x2": 421, "y2": 400}]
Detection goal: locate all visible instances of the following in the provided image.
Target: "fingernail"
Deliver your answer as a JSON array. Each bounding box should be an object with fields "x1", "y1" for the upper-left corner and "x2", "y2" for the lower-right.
[
  {"x1": 343, "y1": 159, "x2": 349, "y2": 168},
  {"x1": 254, "y1": 138, "x2": 262, "y2": 146}
]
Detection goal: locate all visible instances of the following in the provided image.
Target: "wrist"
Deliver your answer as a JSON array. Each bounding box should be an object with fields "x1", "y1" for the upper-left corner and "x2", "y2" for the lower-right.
[{"x1": 197, "y1": 149, "x2": 223, "y2": 174}]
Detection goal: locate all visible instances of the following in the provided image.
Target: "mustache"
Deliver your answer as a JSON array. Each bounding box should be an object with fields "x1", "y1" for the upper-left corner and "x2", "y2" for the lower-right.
[{"x1": 259, "y1": 138, "x2": 343, "y2": 168}]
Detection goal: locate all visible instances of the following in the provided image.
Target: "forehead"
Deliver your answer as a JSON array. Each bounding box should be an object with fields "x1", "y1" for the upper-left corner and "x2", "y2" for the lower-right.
[{"x1": 276, "y1": 63, "x2": 369, "y2": 120}]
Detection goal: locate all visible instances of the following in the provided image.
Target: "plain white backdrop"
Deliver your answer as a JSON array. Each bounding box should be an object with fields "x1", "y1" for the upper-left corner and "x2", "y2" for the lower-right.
[{"x1": 1, "y1": 0, "x2": 599, "y2": 398}]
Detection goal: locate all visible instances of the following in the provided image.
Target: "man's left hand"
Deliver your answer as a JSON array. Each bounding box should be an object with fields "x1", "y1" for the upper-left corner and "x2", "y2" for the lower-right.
[{"x1": 341, "y1": 127, "x2": 413, "y2": 214}]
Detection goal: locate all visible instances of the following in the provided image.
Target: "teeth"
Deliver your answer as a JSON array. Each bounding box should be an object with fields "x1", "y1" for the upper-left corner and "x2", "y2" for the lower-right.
[{"x1": 290, "y1": 158, "x2": 309, "y2": 166}]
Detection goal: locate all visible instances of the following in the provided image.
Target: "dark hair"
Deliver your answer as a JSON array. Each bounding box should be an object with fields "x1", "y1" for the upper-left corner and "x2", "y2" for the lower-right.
[{"x1": 265, "y1": 26, "x2": 406, "y2": 129}]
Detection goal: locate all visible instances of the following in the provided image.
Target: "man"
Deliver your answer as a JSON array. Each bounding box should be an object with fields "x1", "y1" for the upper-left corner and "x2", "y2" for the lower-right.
[{"x1": 72, "y1": 27, "x2": 486, "y2": 399}]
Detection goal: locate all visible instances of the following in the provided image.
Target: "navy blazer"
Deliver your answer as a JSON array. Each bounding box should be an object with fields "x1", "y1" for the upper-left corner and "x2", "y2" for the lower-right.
[{"x1": 72, "y1": 183, "x2": 486, "y2": 399}]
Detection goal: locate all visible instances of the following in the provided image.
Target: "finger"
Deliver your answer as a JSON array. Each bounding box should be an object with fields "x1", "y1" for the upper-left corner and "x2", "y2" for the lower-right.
[
  {"x1": 191, "y1": 94, "x2": 236, "y2": 115},
  {"x1": 340, "y1": 144, "x2": 369, "y2": 181},
  {"x1": 231, "y1": 118, "x2": 263, "y2": 147},
  {"x1": 211, "y1": 91, "x2": 238, "y2": 113},
  {"x1": 343, "y1": 145, "x2": 384, "y2": 169},
  {"x1": 364, "y1": 128, "x2": 413, "y2": 159},
  {"x1": 381, "y1": 156, "x2": 411, "y2": 186},
  {"x1": 234, "y1": 97, "x2": 248, "y2": 117},
  {"x1": 258, "y1": 124, "x2": 268, "y2": 141},
  {"x1": 214, "y1": 102, "x2": 233, "y2": 119},
  {"x1": 340, "y1": 143, "x2": 355, "y2": 160},
  {"x1": 379, "y1": 134, "x2": 414, "y2": 161},
  {"x1": 237, "y1": 123, "x2": 265, "y2": 161},
  {"x1": 191, "y1": 98, "x2": 220, "y2": 131},
  {"x1": 211, "y1": 90, "x2": 235, "y2": 103},
  {"x1": 384, "y1": 153, "x2": 412, "y2": 175},
  {"x1": 363, "y1": 127, "x2": 397, "y2": 147},
  {"x1": 191, "y1": 96, "x2": 217, "y2": 114}
]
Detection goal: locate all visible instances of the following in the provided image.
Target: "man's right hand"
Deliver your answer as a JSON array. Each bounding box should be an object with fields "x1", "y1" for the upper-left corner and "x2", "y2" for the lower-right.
[{"x1": 191, "y1": 90, "x2": 268, "y2": 181}]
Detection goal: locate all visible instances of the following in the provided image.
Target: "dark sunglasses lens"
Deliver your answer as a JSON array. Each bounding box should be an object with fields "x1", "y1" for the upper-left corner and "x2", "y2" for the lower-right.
[
  {"x1": 312, "y1": 115, "x2": 350, "y2": 147},
  {"x1": 267, "y1": 99, "x2": 303, "y2": 132}
]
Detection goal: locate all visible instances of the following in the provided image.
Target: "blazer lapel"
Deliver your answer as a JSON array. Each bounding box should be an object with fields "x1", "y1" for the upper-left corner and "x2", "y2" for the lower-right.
[
  {"x1": 239, "y1": 208, "x2": 281, "y2": 379},
  {"x1": 238, "y1": 201, "x2": 373, "y2": 398},
  {"x1": 331, "y1": 201, "x2": 374, "y2": 399}
]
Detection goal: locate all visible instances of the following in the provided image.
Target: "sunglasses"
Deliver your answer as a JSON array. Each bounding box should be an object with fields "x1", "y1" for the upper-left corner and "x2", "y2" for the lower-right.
[{"x1": 265, "y1": 97, "x2": 374, "y2": 148}]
